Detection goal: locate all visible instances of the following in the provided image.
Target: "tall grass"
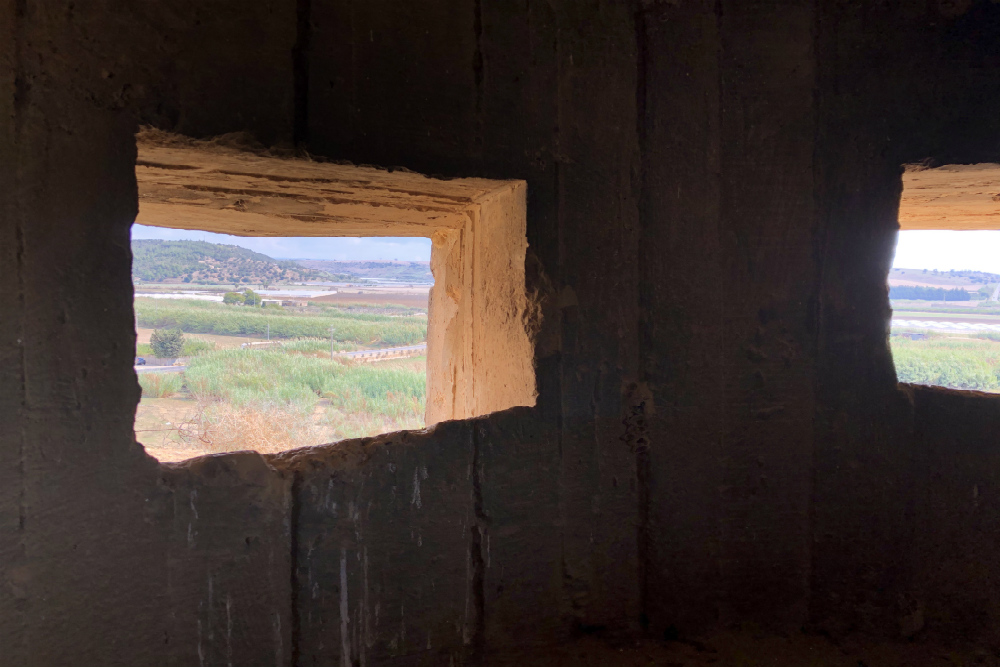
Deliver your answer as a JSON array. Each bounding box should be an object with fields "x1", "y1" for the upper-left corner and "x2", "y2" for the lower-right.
[
  {"x1": 184, "y1": 349, "x2": 425, "y2": 410},
  {"x1": 138, "y1": 373, "x2": 184, "y2": 398},
  {"x1": 135, "y1": 298, "x2": 427, "y2": 345},
  {"x1": 178, "y1": 349, "x2": 426, "y2": 454},
  {"x1": 891, "y1": 338, "x2": 1000, "y2": 390}
]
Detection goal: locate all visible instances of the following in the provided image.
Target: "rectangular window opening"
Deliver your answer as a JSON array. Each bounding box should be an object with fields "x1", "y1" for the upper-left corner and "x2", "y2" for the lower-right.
[
  {"x1": 890, "y1": 162, "x2": 1000, "y2": 392},
  {"x1": 131, "y1": 131, "x2": 536, "y2": 463},
  {"x1": 132, "y1": 228, "x2": 433, "y2": 462}
]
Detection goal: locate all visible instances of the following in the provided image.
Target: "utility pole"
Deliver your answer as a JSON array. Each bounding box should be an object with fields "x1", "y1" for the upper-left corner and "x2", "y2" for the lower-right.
[
  {"x1": 267, "y1": 322, "x2": 270, "y2": 341},
  {"x1": 330, "y1": 326, "x2": 336, "y2": 360}
]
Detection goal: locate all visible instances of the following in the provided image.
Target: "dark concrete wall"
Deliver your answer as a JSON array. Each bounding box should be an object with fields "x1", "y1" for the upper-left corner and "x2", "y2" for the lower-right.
[{"x1": 9, "y1": 0, "x2": 1000, "y2": 664}]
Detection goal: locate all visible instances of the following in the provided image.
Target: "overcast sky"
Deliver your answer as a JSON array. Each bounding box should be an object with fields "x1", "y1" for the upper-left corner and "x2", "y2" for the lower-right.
[
  {"x1": 131, "y1": 224, "x2": 432, "y2": 261},
  {"x1": 894, "y1": 230, "x2": 1000, "y2": 273}
]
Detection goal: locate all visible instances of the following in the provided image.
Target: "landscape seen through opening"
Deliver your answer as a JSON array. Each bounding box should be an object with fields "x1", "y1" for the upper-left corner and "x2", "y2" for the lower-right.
[
  {"x1": 131, "y1": 227, "x2": 432, "y2": 462},
  {"x1": 890, "y1": 230, "x2": 1000, "y2": 392}
]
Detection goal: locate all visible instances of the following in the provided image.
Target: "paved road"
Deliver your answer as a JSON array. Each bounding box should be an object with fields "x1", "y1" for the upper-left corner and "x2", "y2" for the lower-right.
[
  {"x1": 135, "y1": 365, "x2": 185, "y2": 374},
  {"x1": 134, "y1": 343, "x2": 428, "y2": 372}
]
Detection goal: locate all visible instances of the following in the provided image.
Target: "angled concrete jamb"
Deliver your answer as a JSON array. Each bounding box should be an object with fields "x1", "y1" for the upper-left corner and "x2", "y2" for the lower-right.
[{"x1": 134, "y1": 136, "x2": 536, "y2": 425}]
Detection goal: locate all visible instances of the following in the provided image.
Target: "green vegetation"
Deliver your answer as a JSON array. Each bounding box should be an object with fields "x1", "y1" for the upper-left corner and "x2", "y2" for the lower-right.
[
  {"x1": 150, "y1": 328, "x2": 185, "y2": 357},
  {"x1": 132, "y1": 239, "x2": 326, "y2": 284},
  {"x1": 135, "y1": 297, "x2": 426, "y2": 345},
  {"x1": 138, "y1": 373, "x2": 183, "y2": 398},
  {"x1": 891, "y1": 336, "x2": 1000, "y2": 390}
]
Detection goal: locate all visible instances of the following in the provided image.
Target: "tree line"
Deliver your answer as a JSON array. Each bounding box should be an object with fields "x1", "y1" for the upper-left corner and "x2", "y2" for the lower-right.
[{"x1": 889, "y1": 285, "x2": 972, "y2": 301}]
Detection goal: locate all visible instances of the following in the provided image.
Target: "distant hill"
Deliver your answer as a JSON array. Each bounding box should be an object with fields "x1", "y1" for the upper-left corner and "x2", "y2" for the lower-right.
[
  {"x1": 890, "y1": 268, "x2": 1000, "y2": 288},
  {"x1": 294, "y1": 260, "x2": 433, "y2": 284},
  {"x1": 132, "y1": 240, "x2": 325, "y2": 285}
]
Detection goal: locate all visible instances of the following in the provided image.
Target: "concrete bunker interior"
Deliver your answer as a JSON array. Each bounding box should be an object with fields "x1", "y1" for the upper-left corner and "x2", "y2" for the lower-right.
[
  {"x1": 13, "y1": 1, "x2": 1000, "y2": 665},
  {"x1": 131, "y1": 134, "x2": 535, "y2": 460}
]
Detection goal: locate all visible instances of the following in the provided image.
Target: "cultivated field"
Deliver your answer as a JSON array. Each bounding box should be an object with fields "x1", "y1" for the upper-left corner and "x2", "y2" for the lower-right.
[
  {"x1": 133, "y1": 297, "x2": 428, "y2": 462},
  {"x1": 891, "y1": 332, "x2": 1000, "y2": 391},
  {"x1": 135, "y1": 297, "x2": 426, "y2": 345}
]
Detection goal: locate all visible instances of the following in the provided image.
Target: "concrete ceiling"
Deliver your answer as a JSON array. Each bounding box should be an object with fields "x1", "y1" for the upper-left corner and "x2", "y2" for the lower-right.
[
  {"x1": 134, "y1": 136, "x2": 514, "y2": 237},
  {"x1": 899, "y1": 163, "x2": 1000, "y2": 230}
]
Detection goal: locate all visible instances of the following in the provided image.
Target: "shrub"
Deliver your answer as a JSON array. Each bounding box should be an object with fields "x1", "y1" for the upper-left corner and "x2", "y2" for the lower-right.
[
  {"x1": 223, "y1": 291, "x2": 243, "y2": 305},
  {"x1": 150, "y1": 328, "x2": 185, "y2": 358}
]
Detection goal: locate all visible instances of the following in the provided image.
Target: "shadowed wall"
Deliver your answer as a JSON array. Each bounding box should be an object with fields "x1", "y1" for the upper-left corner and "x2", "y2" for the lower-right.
[{"x1": 7, "y1": 0, "x2": 1000, "y2": 664}]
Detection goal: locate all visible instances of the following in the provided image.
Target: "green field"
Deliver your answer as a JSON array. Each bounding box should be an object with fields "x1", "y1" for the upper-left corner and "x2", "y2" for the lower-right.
[
  {"x1": 891, "y1": 335, "x2": 1000, "y2": 391},
  {"x1": 135, "y1": 297, "x2": 426, "y2": 346}
]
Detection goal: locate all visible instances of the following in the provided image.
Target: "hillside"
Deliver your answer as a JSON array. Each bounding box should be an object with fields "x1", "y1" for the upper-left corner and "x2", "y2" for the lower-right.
[
  {"x1": 890, "y1": 267, "x2": 1000, "y2": 288},
  {"x1": 295, "y1": 259, "x2": 433, "y2": 284},
  {"x1": 132, "y1": 240, "x2": 325, "y2": 284}
]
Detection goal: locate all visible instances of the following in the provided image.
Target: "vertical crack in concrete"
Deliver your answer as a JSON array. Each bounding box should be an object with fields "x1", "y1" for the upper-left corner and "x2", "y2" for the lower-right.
[
  {"x1": 469, "y1": 423, "x2": 487, "y2": 659},
  {"x1": 292, "y1": 0, "x2": 313, "y2": 147},
  {"x1": 805, "y1": 0, "x2": 822, "y2": 622},
  {"x1": 713, "y1": 0, "x2": 725, "y2": 623},
  {"x1": 15, "y1": 221, "x2": 26, "y2": 537},
  {"x1": 11, "y1": 0, "x2": 28, "y2": 571},
  {"x1": 339, "y1": 548, "x2": 350, "y2": 666},
  {"x1": 632, "y1": 5, "x2": 651, "y2": 629},
  {"x1": 288, "y1": 469, "x2": 302, "y2": 667},
  {"x1": 472, "y1": 0, "x2": 484, "y2": 154}
]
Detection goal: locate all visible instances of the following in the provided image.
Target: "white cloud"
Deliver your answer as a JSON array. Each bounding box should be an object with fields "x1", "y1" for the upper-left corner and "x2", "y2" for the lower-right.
[{"x1": 131, "y1": 224, "x2": 431, "y2": 261}]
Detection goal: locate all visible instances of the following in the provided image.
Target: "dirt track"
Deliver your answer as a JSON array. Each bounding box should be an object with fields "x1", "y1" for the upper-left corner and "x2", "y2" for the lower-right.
[
  {"x1": 136, "y1": 327, "x2": 258, "y2": 348},
  {"x1": 309, "y1": 292, "x2": 429, "y2": 308}
]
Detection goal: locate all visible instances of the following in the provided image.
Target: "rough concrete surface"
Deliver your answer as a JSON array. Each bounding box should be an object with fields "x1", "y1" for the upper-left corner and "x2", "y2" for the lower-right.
[{"x1": 10, "y1": 0, "x2": 1000, "y2": 665}]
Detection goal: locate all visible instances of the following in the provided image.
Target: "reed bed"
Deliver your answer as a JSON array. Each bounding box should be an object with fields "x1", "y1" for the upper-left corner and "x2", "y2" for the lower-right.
[
  {"x1": 171, "y1": 349, "x2": 426, "y2": 454},
  {"x1": 138, "y1": 373, "x2": 184, "y2": 398}
]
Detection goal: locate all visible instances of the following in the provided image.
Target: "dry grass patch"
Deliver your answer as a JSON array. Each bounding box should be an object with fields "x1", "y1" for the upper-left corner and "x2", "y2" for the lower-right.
[{"x1": 189, "y1": 402, "x2": 332, "y2": 455}]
